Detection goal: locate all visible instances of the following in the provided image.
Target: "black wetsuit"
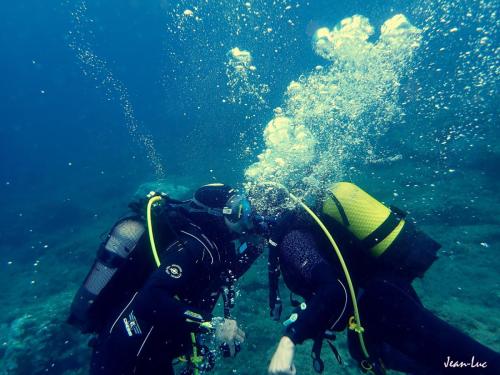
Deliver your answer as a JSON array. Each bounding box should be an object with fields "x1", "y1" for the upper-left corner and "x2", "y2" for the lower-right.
[
  {"x1": 90, "y1": 219, "x2": 261, "y2": 375},
  {"x1": 270, "y1": 212, "x2": 500, "y2": 374}
]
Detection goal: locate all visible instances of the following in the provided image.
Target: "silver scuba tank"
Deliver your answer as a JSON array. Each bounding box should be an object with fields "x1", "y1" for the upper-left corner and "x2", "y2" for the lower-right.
[{"x1": 68, "y1": 218, "x2": 145, "y2": 333}]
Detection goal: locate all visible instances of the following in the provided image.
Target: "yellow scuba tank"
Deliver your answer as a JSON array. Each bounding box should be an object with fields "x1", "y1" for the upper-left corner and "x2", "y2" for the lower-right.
[
  {"x1": 323, "y1": 182, "x2": 404, "y2": 257},
  {"x1": 322, "y1": 182, "x2": 440, "y2": 278}
]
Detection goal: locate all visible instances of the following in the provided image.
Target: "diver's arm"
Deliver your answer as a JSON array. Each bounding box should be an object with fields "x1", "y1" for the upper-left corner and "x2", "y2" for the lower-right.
[
  {"x1": 269, "y1": 227, "x2": 347, "y2": 374},
  {"x1": 135, "y1": 238, "x2": 247, "y2": 352},
  {"x1": 284, "y1": 262, "x2": 348, "y2": 344},
  {"x1": 133, "y1": 239, "x2": 213, "y2": 333},
  {"x1": 268, "y1": 269, "x2": 344, "y2": 375}
]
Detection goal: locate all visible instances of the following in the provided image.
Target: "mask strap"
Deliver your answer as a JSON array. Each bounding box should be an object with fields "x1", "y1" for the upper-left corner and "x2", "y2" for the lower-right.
[{"x1": 188, "y1": 198, "x2": 226, "y2": 217}]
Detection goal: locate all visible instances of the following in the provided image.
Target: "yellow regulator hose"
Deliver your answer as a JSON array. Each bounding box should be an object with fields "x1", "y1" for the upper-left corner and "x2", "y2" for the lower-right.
[{"x1": 146, "y1": 195, "x2": 163, "y2": 267}]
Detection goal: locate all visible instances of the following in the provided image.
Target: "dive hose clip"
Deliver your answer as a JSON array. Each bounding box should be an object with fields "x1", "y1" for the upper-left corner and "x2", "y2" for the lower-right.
[
  {"x1": 348, "y1": 316, "x2": 365, "y2": 334},
  {"x1": 360, "y1": 358, "x2": 386, "y2": 375}
]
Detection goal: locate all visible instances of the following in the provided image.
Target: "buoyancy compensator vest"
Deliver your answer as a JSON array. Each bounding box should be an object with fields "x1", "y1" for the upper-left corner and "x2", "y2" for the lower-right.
[
  {"x1": 68, "y1": 193, "x2": 183, "y2": 333},
  {"x1": 321, "y1": 182, "x2": 440, "y2": 280}
]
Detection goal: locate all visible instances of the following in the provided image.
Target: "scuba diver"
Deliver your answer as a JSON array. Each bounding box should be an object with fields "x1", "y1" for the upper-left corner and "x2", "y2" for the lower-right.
[
  {"x1": 264, "y1": 182, "x2": 500, "y2": 375},
  {"x1": 68, "y1": 183, "x2": 263, "y2": 375}
]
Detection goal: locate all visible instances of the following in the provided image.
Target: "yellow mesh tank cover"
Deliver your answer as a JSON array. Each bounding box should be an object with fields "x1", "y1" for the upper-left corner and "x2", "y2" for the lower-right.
[{"x1": 323, "y1": 182, "x2": 404, "y2": 256}]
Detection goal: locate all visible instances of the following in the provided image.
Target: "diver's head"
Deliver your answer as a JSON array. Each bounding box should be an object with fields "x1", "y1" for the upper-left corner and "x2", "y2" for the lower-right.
[
  {"x1": 222, "y1": 193, "x2": 254, "y2": 234},
  {"x1": 189, "y1": 183, "x2": 254, "y2": 235}
]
